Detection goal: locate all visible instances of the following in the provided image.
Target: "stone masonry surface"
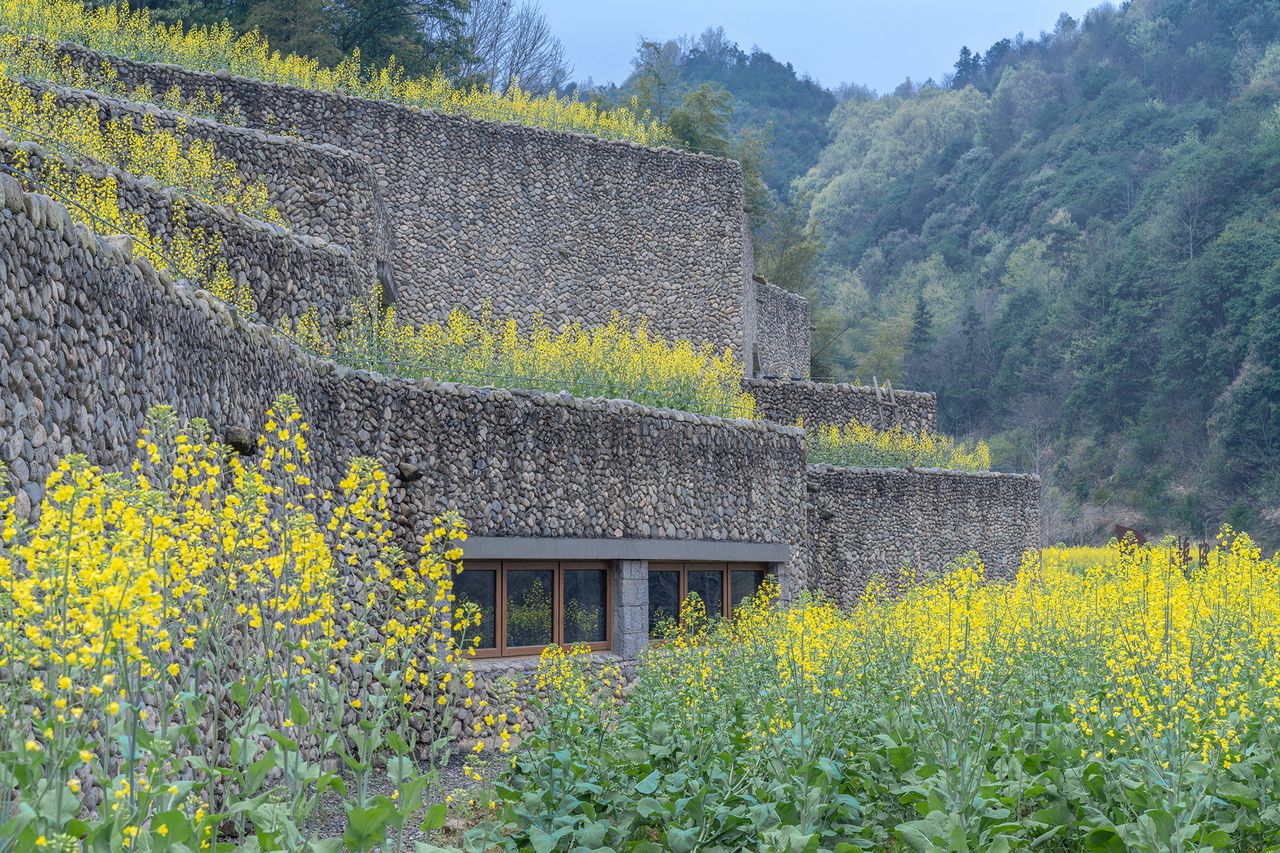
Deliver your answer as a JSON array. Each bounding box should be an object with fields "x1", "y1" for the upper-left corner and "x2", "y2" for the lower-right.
[
  {"x1": 754, "y1": 282, "x2": 810, "y2": 378},
  {"x1": 744, "y1": 377, "x2": 938, "y2": 432},
  {"x1": 47, "y1": 42, "x2": 756, "y2": 361},
  {"x1": 805, "y1": 464, "x2": 1041, "y2": 607},
  {"x1": 0, "y1": 136, "x2": 374, "y2": 326},
  {"x1": 25, "y1": 76, "x2": 392, "y2": 272},
  {"x1": 0, "y1": 178, "x2": 808, "y2": 572}
]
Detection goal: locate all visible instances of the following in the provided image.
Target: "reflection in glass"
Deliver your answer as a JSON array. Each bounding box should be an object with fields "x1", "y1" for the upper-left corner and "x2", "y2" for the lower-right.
[
  {"x1": 563, "y1": 570, "x2": 607, "y2": 644},
  {"x1": 648, "y1": 571, "x2": 681, "y2": 636},
  {"x1": 686, "y1": 570, "x2": 723, "y2": 618},
  {"x1": 454, "y1": 568, "x2": 496, "y2": 649},
  {"x1": 506, "y1": 570, "x2": 554, "y2": 647},
  {"x1": 730, "y1": 570, "x2": 766, "y2": 613}
]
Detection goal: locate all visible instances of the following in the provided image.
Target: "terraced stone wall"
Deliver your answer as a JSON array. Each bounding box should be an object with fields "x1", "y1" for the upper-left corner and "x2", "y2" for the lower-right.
[
  {"x1": 744, "y1": 378, "x2": 938, "y2": 432},
  {"x1": 805, "y1": 465, "x2": 1041, "y2": 606},
  {"x1": 0, "y1": 136, "x2": 373, "y2": 325},
  {"x1": 754, "y1": 282, "x2": 809, "y2": 378},
  {"x1": 0, "y1": 176, "x2": 804, "y2": 565},
  {"x1": 47, "y1": 43, "x2": 756, "y2": 362},
  {"x1": 25, "y1": 77, "x2": 392, "y2": 272}
]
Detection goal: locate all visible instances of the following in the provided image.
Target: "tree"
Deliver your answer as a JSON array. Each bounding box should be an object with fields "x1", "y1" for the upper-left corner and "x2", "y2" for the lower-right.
[
  {"x1": 668, "y1": 83, "x2": 733, "y2": 155},
  {"x1": 244, "y1": 0, "x2": 342, "y2": 67},
  {"x1": 909, "y1": 293, "x2": 934, "y2": 353},
  {"x1": 337, "y1": 0, "x2": 472, "y2": 76},
  {"x1": 983, "y1": 38, "x2": 1012, "y2": 74},
  {"x1": 459, "y1": 0, "x2": 569, "y2": 93},
  {"x1": 629, "y1": 38, "x2": 684, "y2": 122},
  {"x1": 755, "y1": 191, "x2": 821, "y2": 296},
  {"x1": 952, "y1": 46, "x2": 982, "y2": 89}
]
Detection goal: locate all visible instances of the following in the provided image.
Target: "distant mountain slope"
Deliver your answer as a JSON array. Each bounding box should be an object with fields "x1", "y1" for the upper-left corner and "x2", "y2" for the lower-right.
[
  {"x1": 798, "y1": 0, "x2": 1280, "y2": 544},
  {"x1": 585, "y1": 28, "x2": 836, "y2": 195},
  {"x1": 677, "y1": 30, "x2": 836, "y2": 192}
]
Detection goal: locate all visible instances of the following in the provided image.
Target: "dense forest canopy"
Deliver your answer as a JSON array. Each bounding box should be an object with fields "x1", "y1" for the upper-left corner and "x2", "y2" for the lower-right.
[
  {"x1": 92, "y1": 0, "x2": 1280, "y2": 545},
  {"x1": 787, "y1": 0, "x2": 1280, "y2": 547}
]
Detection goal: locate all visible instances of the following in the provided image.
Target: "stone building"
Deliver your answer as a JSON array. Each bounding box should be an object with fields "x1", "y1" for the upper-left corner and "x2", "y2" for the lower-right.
[{"x1": 0, "y1": 42, "x2": 1041, "y2": 700}]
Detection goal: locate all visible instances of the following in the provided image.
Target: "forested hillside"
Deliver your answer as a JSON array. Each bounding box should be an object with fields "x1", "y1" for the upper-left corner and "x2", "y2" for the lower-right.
[{"x1": 789, "y1": 0, "x2": 1280, "y2": 545}]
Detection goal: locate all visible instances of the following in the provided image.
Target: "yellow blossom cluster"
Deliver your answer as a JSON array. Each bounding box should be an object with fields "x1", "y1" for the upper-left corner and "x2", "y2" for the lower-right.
[
  {"x1": 0, "y1": 396, "x2": 485, "y2": 848},
  {"x1": 0, "y1": 0, "x2": 673, "y2": 145},
  {"x1": 496, "y1": 536, "x2": 1280, "y2": 848},
  {"x1": 805, "y1": 417, "x2": 991, "y2": 471},
  {"x1": 292, "y1": 301, "x2": 757, "y2": 419},
  {"x1": 635, "y1": 535, "x2": 1280, "y2": 771}
]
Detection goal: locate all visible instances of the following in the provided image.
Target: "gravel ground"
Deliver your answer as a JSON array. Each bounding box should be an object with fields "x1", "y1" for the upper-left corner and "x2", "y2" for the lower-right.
[{"x1": 309, "y1": 749, "x2": 505, "y2": 848}]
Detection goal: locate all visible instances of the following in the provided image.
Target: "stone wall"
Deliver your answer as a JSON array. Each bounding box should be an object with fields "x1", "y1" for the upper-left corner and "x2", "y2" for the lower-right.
[
  {"x1": 744, "y1": 378, "x2": 938, "y2": 432},
  {"x1": 754, "y1": 282, "x2": 809, "y2": 378},
  {"x1": 0, "y1": 176, "x2": 806, "y2": 560},
  {"x1": 25, "y1": 77, "x2": 391, "y2": 270},
  {"x1": 805, "y1": 465, "x2": 1041, "y2": 606},
  {"x1": 0, "y1": 137, "x2": 373, "y2": 325},
  {"x1": 48, "y1": 42, "x2": 755, "y2": 361}
]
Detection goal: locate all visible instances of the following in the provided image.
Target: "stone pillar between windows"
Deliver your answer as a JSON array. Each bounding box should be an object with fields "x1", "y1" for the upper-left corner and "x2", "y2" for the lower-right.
[{"x1": 613, "y1": 559, "x2": 649, "y2": 659}]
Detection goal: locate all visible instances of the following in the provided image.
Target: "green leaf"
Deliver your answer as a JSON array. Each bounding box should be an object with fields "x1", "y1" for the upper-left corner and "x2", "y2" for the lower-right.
[
  {"x1": 1205, "y1": 829, "x2": 1234, "y2": 848},
  {"x1": 343, "y1": 801, "x2": 395, "y2": 851},
  {"x1": 1082, "y1": 826, "x2": 1126, "y2": 853},
  {"x1": 888, "y1": 746, "x2": 914, "y2": 772},
  {"x1": 419, "y1": 803, "x2": 448, "y2": 832},
  {"x1": 288, "y1": 694, "x2": 310, "y2": 727},
  {"x1": 1217, "y1": 781, "x2": 1259, "y2": 809},
  {"x1": 895, "y1": 821, "x2": 944, "y2": 853},
  {"x1": 527, "y1": 825, "x2": 571, "y2": 853},
  {"x1": 634, "y1": 770, "x2": 661, "y2": 795},
  {"x1": 664, "y1": 826, "x2": 699, "y2": 853}
]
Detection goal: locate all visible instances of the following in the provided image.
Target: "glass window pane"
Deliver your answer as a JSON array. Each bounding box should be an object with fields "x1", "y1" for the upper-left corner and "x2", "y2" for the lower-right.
[
  {"x1": 730, "y1": 570, "x2": 766, "y2": 613},
  {"x1": 506, "y1": 569, "x2": 554, "y2": 648},
  {"x1": 648, "y1": 570, "x2": 681, "y2": 636},
  {"x1": 563, "y1": 569, "x2": 608, "y2": 644},
  {"x1": 454, "y1": 568, "x2": 497, "y2": 648},
  {"x1": 686, "y1": 570, "x2": 724, "y2": 618}
]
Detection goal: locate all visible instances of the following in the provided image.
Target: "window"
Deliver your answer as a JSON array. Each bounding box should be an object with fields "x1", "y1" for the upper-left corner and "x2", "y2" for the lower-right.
[
  {"x1": 648, "y1": 562, "x2": 768, "y2": 636},
  {"x1": 455, "y1": 561, "x2": 611, "y2": 657}
]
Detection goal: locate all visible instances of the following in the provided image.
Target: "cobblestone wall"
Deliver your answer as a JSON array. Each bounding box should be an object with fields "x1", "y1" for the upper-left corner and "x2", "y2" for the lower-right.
[
  {"x1": 805, "y1": 465, "x2": 1041, "y2": 606},
  {"x1": 744, "y1": 378, "x2": 938, "y2": 432},
  {"x1": 0, "y1": 136, "x2": 373, "y2": 326},
  {"x1": 0, "y1": 177, "x2": 805, "y2": 558},
  {"x1": 754, "y1": 282, "x2": 809, "y2": 378},
  {"x1": 47, "y1": 43, "x2": 754, "y2": 361}
]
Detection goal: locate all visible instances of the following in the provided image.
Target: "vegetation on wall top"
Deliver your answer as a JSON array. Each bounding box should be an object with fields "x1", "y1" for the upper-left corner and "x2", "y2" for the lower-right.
[
  {"x1": 0, "y1": 0, "x2": 673, "y2": 145},
  {"x1": 805, "y1": 418, "x2": 991, "y2": 472},
  {"x1": 288, "y1": 298, "x2": 758, "y2": 420},
  {"x1": 0, "y1": 64, "x2": 282, "y2": 222}
]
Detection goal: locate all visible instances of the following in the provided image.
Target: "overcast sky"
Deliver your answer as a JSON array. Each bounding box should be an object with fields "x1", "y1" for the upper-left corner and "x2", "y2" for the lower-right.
[{"x1": 536, "y1": 0, "x2": 1102, "y2": 94}]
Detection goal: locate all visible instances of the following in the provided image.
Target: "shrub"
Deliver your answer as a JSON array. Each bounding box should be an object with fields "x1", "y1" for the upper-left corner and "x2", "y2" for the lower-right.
[
  {"x1": 806, "y1": 418, "x2": 991, "y2": 471},
  {"x1": 478, "y1": 535, "x2": 1280, "y2": 851},
  {"x1": 0, "y1": 0, "x2": 673, "y2": 146},
  {"x1": 0, "y1": 396, "x2": 491, "y2": 850},
  {"x1": 289, "y1": 300, "x2": 757, "y2": 420}
]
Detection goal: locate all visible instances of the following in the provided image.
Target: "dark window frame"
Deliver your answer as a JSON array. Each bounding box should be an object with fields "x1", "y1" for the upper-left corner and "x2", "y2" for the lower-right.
[
  {"x1": 462, "y1": 560, "x2": 612, "y2": 658},
  {"x1": 648, "y1": 562, "x2": 768, "y2": 635}
]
